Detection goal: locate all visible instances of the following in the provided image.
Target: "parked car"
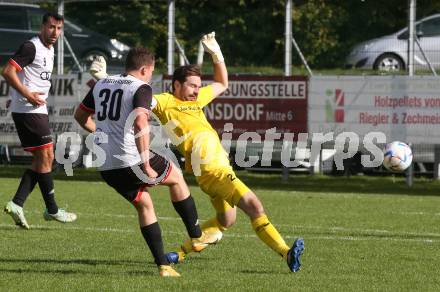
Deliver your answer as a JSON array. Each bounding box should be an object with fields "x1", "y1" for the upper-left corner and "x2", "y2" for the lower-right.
[
  {"x1": 0, "y1": 2, "x2": 130, "y2": 70},
  {"x1": 345, "y1": 14, "x2": 440, "y2": 72}
]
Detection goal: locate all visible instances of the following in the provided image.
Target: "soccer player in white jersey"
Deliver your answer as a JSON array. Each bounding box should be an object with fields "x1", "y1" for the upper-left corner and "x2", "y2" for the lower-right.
[
  {"x1": 89, "y1": 33, "x2": 305, "y2": 273},
  {"x1": 74, "y1": 47, "x2": 214, "y2": 277},
  {"x1": 2, "y1": 12, "x2": 76, "y2": 229}
]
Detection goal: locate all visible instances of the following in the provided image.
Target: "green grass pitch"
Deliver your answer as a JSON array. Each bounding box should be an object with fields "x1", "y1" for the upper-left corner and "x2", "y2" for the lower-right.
[{"x1": 0, "y1": 167, "x2": 439, "y2": 291}]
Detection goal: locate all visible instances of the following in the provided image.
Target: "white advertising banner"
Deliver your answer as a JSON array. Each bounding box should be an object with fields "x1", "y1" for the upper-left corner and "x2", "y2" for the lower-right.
[
  {"x1": 0, "y1": 76, "x2": 17, "y2": 144},
  {"x1": 46, "y1": 74, "x2": 81, "y2": 134},
  {"x1": 0, "y1": 74, "x2": 88, "y2": 144},
  {"x1": 309, "y1": 76, "x2": 440, "y2": 144}
]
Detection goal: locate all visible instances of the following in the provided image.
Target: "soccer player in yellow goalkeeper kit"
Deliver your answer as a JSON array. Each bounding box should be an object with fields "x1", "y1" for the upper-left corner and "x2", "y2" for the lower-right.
[{"x1": 89, "y1": 32, "x2": 304, "y2": 272}]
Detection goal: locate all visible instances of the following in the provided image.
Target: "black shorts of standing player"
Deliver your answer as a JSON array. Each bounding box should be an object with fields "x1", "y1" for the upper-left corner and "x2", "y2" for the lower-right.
[
  {"x1": 12, "y1": 113, "x2": 53, "y2": 152},
  {"x1": 100, "y1": 152, "x2": 173, "y2": 203}
]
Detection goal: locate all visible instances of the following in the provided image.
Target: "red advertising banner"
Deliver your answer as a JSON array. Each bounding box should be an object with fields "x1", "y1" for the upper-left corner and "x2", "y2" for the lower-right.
[{"x1": 162, "y1": 75, "x2": 308, "y2": 140}]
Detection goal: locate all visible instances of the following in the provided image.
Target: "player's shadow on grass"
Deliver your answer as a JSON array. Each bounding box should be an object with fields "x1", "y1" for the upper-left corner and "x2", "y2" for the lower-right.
[
  {"x1": 0, "y1": 257, "x2": 146, "y2": 267},
  {"x1": 0, "y1": 267, "x2": 154, "y2": 276},
  {"x1": 0, "y1": 258, "x2": 158, "y2": 276}
]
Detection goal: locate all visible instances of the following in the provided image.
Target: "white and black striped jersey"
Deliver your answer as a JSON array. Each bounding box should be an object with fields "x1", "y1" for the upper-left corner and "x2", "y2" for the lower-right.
[
  {"x1": 80, "y1": 74, "x2": 155, "y2": 171},
  {"x1": 8, "y1": 36, "x2": 54, "y2": 114}
]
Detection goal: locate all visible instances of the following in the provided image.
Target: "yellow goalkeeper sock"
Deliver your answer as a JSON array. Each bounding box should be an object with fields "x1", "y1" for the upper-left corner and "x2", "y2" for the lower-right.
[
  {"x1": 201, "y1": 217, "x2": 227, "y2": 233},
  {"x1": 179, "y1": 217, "x2": 226, "y2": 254},
  {"x1": 251, "y1": 214, "x2": 290, "y2": 259}
]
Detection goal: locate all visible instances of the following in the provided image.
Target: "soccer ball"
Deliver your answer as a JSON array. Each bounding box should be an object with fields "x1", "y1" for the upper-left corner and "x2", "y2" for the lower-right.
[{"x1": 383, "y1": 141, "x2": 413, "y2": 172}]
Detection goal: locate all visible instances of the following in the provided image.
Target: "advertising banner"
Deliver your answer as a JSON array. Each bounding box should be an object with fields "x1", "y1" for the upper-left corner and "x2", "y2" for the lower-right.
[
  {"x1": 162, "y1": 75, "x2": 308, "y2": 140},
  {"x1": 309, "y1": 76, "x2": 440, "y2": 144},
  {"x1": 47, "y1": 74, "x2": 81, "y2": 134},
  {"x1": 0, "y1": 74, "x2": 88, "y2": 145}
]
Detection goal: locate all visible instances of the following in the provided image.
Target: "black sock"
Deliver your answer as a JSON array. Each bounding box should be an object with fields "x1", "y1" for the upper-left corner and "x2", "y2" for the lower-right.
[
  {"x1": 12, "y1": 169, "x2": 38, "y2": 207},
  {"x1": 172, "y1": 195, "x2": 202, "y2": 238},
  {"x1": 140, "y1": 222, "x2": 168, "y2": 266},
  {"x1": 37, "y1": 172, "x2": 58, "y2": 214}
]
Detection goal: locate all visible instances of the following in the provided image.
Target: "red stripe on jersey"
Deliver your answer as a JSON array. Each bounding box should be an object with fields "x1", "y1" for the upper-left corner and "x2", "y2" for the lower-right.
[
  {"x1": 161, "y1": 163, "x2": 173, "y2": 183},
  {"x1": 8, "y1": 59, "x2": 22, "y2": 71},
  {"x1": 132, "y1": 187, "x2": 144, "y2": 204},
  {"x1": 132, "y1": 162, "x2": 173, "y2": 204},
  {"x1": 79, "y1": 103, "x2": 95, "y2": 113},
  {"x1": 87, "y1": 79, "x2": 96, "y2": 88},
  {"x1": 145, "y1": 162, "x2": 173, "y2": 186},
  {"x1": 24, "y1": 142, "x2": 53, "y2": 152}
]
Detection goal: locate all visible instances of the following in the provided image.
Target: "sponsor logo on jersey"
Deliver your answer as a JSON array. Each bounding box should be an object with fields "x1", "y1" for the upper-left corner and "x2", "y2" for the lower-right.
[{"x1": 40, "y1": 71, "x2": 52, "y2": 81}]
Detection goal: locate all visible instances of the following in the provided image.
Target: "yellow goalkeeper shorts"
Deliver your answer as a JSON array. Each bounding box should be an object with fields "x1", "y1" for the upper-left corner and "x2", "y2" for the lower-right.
[{"x1": 196, "y1": 168, "x2": 251, "y2": 213}]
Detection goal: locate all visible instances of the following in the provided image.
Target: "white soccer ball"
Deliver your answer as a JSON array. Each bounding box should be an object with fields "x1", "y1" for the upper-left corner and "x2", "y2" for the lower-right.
[{"x1": 383, "y1": 141, "x2": 413, "y2": 172}]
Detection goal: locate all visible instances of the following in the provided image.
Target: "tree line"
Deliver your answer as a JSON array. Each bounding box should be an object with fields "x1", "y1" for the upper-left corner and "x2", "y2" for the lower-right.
[{"x1": 43, "y1": 0, "x2": 440, "y2": 71}]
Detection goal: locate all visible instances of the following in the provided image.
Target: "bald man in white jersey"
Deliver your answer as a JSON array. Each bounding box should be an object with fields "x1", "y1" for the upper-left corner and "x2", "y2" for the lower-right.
[{"x1": 2, "y1": 12, "x2": 76, "y2": 229}]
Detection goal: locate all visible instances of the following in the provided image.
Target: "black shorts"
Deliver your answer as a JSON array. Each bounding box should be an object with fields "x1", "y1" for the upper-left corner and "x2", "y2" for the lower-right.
[
  {"x1": 100, "y1": 153, "x2": 172, "y2": 203},
  {"x1": 12, "y1": 112, "x2": 53, "y2": 151}
]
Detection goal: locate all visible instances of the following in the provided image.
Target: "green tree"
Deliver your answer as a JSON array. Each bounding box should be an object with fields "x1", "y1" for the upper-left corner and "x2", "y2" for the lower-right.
[
  {"x1": 62, "y1": 1, "x2": 169, "y2": 69},
  {"x1": 43, "y1": 0, "x2": 440, "y2": 71}
]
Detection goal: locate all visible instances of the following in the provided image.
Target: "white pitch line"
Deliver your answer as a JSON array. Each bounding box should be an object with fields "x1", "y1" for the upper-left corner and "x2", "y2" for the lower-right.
[
  {"x1": 0, "y1": 224, "x2": 438, "y2": 244},
  {"x1": 23, "y1": 210, "x2": 178, "y2": 220},
  {"x1": 25, "y1": 208, "x2": 440, "y2": 221},
  {"x1": 276, "y1": 224, "x2": 440, "y2": 238},
  {"x1": 0, "y1": 223, "x2": 133, "y2": 233},
  {"x1": 397, "y1": 211, "x2": 440, "y2": 216},
  {"x1": 304, "y1": 235, "x2": 436, "y2": 243},
  {"x1": 10, "y1": 210, "x2": 440, "y2": 239},
  {"x1": 221, "y1": 232, "x2": 438, "y2": 243}
]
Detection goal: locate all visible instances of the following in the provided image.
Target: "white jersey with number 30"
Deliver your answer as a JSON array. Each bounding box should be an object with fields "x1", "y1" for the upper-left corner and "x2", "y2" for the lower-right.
[{"x1": 90, "y1": 74, "x2": 151, "y2": 171}]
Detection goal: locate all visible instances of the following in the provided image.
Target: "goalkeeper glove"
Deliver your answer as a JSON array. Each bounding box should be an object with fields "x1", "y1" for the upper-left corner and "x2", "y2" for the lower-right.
[
  {"x1": 201, "y1": 32, "x2": 224, "y2": 64},
  {"x1": 90, "y1": 56, "x2": 108, "y2": 80}
]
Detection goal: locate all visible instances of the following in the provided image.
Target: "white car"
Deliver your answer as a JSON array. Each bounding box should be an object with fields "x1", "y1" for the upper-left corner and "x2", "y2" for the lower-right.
[{"x1": 345, "y1": 14, "x2": 440, "y2": 72}]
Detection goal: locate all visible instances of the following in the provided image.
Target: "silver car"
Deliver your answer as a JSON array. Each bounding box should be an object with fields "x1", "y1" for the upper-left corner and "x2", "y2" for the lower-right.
[{"x1": 345, "y1": 14, "x2": 440, "y2": 72}]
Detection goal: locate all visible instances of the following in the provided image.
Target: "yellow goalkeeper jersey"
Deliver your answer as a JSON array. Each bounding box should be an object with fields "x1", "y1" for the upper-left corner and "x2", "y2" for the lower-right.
[{"x1": 153, "y1": 85, "x2": 230, "y2": 174}]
